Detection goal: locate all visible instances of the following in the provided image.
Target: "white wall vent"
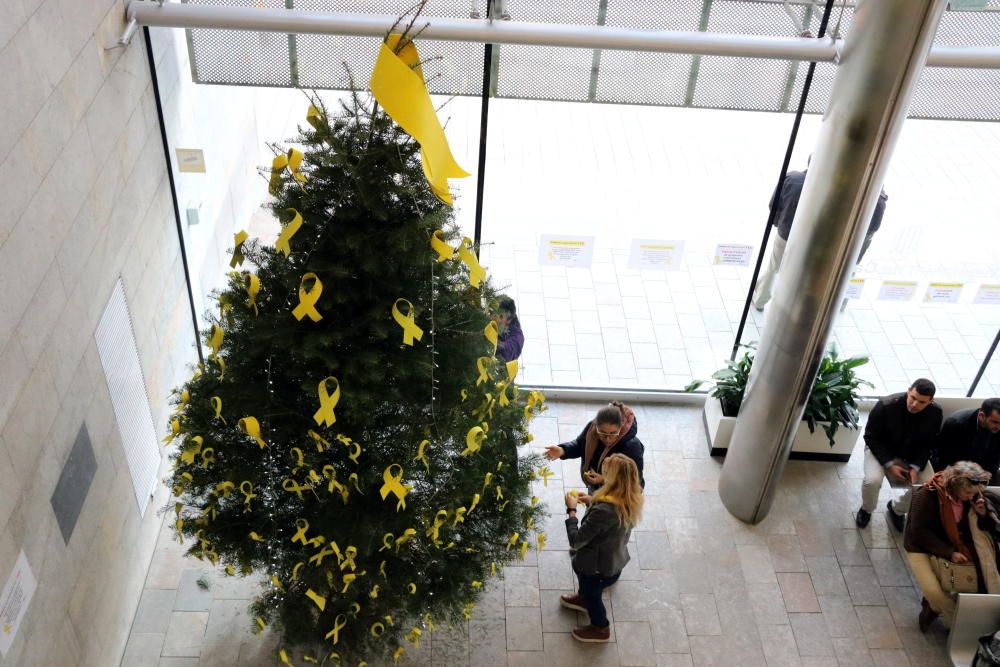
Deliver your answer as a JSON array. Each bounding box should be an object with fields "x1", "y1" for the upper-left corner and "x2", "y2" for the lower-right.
[{"x1": 95, "y1": 278, "x2": 161, "y2": 516}]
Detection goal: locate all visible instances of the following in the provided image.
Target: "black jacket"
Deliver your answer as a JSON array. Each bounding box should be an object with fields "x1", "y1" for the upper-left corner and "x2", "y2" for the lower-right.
[
  {"x1": 565, "y1": 500, "x2": 632, "y2": 577},
  {"x1": 772, "y1": 170, "x2": 887, "y2": 242},
  {"x1": 560, "y1": 419, "x2": 645, "y2": 490},
  {"x1": 933, "y1": 408, "x2": 1000, "y2": 480},
  {"x1": 864, "y1": 393, "x2": 942, "y2": 469}
]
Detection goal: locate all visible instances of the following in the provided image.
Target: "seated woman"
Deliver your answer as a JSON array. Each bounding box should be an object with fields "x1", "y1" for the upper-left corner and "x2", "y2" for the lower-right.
[
  {"x1": 561, "y1": 453, "x2": 644, "y2": 643},
  {"x1": 544, "y1": 400, "x2": 645, "y2": 494},
  {"x1": 904, "y1": 460, "x2": 992, "y2": 632}
]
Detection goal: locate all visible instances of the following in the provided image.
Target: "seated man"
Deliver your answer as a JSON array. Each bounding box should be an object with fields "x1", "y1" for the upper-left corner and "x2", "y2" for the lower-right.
[
  {"x1": 495, "y1": 296, "x2": 524, "y2": 362},
  {"x1": 857, "y1": 378, "x2": 943, "y2": 530},
  {"x1": 932, "y1": 398, "x2": 1000, "y2": 481}
]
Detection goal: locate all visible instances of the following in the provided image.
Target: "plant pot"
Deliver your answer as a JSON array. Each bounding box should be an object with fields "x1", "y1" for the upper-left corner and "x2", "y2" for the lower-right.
[{"x1": 703, "y1": 397, "x2": 860, "y2": 462}]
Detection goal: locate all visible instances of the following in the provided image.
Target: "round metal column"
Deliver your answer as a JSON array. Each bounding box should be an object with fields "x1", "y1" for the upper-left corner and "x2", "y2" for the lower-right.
[{"x1": 718, "y1": 0, "x2": 948, "y2": 524}]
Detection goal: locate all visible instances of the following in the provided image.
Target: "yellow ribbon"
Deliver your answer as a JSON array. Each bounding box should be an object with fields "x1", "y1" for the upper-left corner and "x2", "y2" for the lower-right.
[
  {"x1": 349, "y1": 473, "x2": 362, "y2": 493},
  {"x1": 475, "y1": 356, "x2": 492, "y2": 385},
  {"x1": 306, "y1": 104, "x2": 323, "y2": 129},
  {"x1": 406, "y1": 627, "x2": 422, "y2": 646},
  {"x1": 240, "y1": 481, "x2": 256, "y2": 510},
  {"x1": 457, "y1": 237, "x2": 487, "y2": 288},
  {"x1": 391, "y1": 298, "x2": 423, "y2": 346},
  {"x1": 460, "y1": 389, "x2": 468, "y2": 402},
  {"x1": 469, "y1": 493, "x2": 480, "y2": 513},
  {"x1": 291, "y1": 519, "x2": 311, "y2": 545},
  {"x1": 379, "y1": 465, "x2": 408, "y2": 510},
  {"x1": 430, "y1": 229, "x2": 455, "y2": 261},
  {"x1": 531, "y1": 495, "x2": 539, "y2": 506},
  {"x1": 308, "y1": 429, "x2": 331, "y2": 452},
  {"x1": 279, "y1": 649, "x2": 292, "y2": 666},
  {"x1": 283, "y1": 479, "x2": 312, "y2": 500},
  {"x1": 484, "y1": 321, "x2": 498, "y2": 355},
  {"x1": 336, "y1": 435, "x2": 362, "y2": 465},
  {"x1": 462, "y1": 426, "x2": 486, "y2": 456},
  {"x1": 341, "y1": 573, "x2": 357, "y2": 593},
  {"x1": 414, "y1": 439, "x2": 431, "y2": 472},
  {"x1": 249, "y1": 532, "x2": 265, "y2": 542},
  {"x1": 305, "y1": 589, "x2": 326, "y2": 611},
  {"x1": 210, "y1": 397, "x2": 226, "y2": 424},
  {"x1": 340, "y1": 546, "x2": 358, "y2": 571},
  {"x1": 238, "y1": 417, "x2": 268, "y2": 448},
  {"x1": 482, "y1": 472, "x2": 493, "y2": 491},
  {"x1": 462, "y1": 603, "x2": 474, "y2": 620},
  {"x1": 538, "y1": 466, "x2": 554, "y2": 487},
  {"x1": 393, "y1": 647, "x2": 405, "y2": 663},
  {"x1": 312, "y1": 377, "x2": 340, "y2": 427},
  {"x1": 426, "y1": 509, "x2": 448, "y2": 544},
  {"x1": 507, "y1": 532, "x2": 520, "y2": 548},
  {"x1": 244, "y1": 273, "x2": 260, "y2": 316},
  {"x1": 215, "y1": 481, "x2": 235, "y2": 498},
  {"x1": 323, "y1": 465, "x2": 348, "y2": 502},
  {"x1": 519, "y1": 540, "x2": 529, "y2": 560},
  {"x1": 453, "y1": 507, "x2": 467, "y2": 526},
  {"x1": 292, "y1": 272, "x2": 324, "y2": 322},
  {"x1": 230, "y1": 230, "x2": 248, "y2": 268},
  {"x1": 292, "y1": 562, "x2": 305, "y2": 580},
  {"x1": 538, "y1": 533, "x2": 547, "y2": 551},
  {"x1": 471, "y1": 581, "x2": 482, "y2": 588},
  {"x1": 407, "y1": 583, "x2": 417, "y2": 595},
  {"x1": 269, "y1": 148, "x2": 307, "y2": 196},
  {"x1": 380, "y1": 533, "x2": 395, "y2": 552},
  {"x1": 208, "y1": 325, "x2": 224, "y2": 356},
  {"x1": 179, "y1": 435, "x2": 203, "y2": 465},
  {"x1": 163, "y1": 418, "x2": 181, "y2": 445},
  {"x1": 215, "y1": 355, "x2": 226, "y2": 379},
  {"x1": 325, "y1": 614, "x2": 347, "y2": 644},
  {"x1": 496, "y1": 486, "x2": 504, "y2": 502},
  {"x1": 275, "y1": 208, "x2": 304, "y2": 258},
  {"x1": 309, "y1": 545, "x2": 337, "y2": 567},
  {"x1": 395, "y1": 528, "x2": 416, "y2": 552},
  {"x1": 370, "y1": 34, "x2": 469, "y2": 204},
  {"x1": 370, "y1": 622, "x2": 385, "y2": 637}
]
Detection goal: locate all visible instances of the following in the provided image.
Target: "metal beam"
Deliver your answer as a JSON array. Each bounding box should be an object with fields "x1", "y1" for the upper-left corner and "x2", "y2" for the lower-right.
[
  {"x1": 126, "y1": 1, "x2": 1000, "y2": 69},
  {"x1": 718, "y1": 0, "x2": 949, "y2": 524}
]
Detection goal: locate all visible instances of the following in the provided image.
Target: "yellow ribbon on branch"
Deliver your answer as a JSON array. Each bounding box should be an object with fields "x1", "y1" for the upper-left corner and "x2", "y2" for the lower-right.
[
  {"x1": 244, "y1": 273, "x2": 260, "y2": 316},
  {"x1": 208, "y1": 325, "x2": 224, "y2": 356},
  {"x1": 462, "y1": 426, "x2": 486, "y2": 457},
  {"x1": 210, "y1": 397, "x2": 226, "y2": 424},
  {"x1": 430, "y1": 230, "x2": 455, "y2": 261},
  {"x1": 370, "y1": 34, "x2": 469, "y2": 205},
  {"x1": 275, "y1": 208, "x2": 304, "y2": 258},
  {"x1": 291, "y1": 273, "x2": 323, "y2": 322},
  {"x1": 484, "y1": 321, "x2": 498, "y2": 355},
  {"x1": 391, "y1": 298, "x2": 423, "y2": 346},
  {"x1": 238, "y1": 417, "x2": 268, "y2": 448},
  {"x1": 457, "y1": 237, "x2": 487, "y2": 288},
  {"x1": 379, "y1": 464, "x2": 409, "y2": 510},
  {"x1": 269, "y1": 148, "x2": 307, "y2": 196},
  {"x1": 312, "y1": 377, "x2": 340, "y2": 427},
  {"x1": 414, "y1": 439, "x2": 431, "y2": 472},
  {"x1": 325, "y1": 614, "x2": 347, "y2": 644},
  {"x1": 230, "y1": 230, "x2": 248, "y2": 268}
]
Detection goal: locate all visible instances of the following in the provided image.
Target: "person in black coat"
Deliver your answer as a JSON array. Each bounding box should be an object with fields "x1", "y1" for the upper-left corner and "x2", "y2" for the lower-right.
[
  {"x1": 932, "y1": 398, "x2": 1000, "y2": 480},
  {"x1": 857, "y1": 379, "x2": 943, "y2": 530},
  {"x1": 544, "y1": 401, "x2": 645, "y2": 494}
]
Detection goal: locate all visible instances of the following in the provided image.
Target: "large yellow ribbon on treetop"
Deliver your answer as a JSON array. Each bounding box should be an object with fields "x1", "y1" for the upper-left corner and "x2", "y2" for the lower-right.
[
  {"x1": 292, "y1": 272, "x2": 323, "y2": 322},
  {"x1": 379, "y1": 464, "x2": 409, "y2": 511},
  {"x1": 430, "y1": 230, "x2": 455, "y2": 261},
  {"x1": 312, "y1": 376, "x2": 340, "y2": 427},
  {"x1": 457, "y1": 237, "x2": 487, "y2": 288},
  {"x1": 462, "y1": 426, "x2": 486, "y2": 457},
  {"x1": 391, "y1": 298, "x2": 423, "y2": 346},
  {"x1": 238, "y1": 417, "x2": 268, "y2": 448},
  {"x1": 370, "y1": 34, "x2": 469, "y2": 205},
  {"x1": 230, "y1": 230, "x2": 248, "y2": 268},
  {"x1": 275, "y1": 208, "x2": 304, "y2": 258}
]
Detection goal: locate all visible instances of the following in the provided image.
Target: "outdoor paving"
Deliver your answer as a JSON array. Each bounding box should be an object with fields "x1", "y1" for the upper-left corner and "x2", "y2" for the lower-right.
[{"x1": 122, "y1": 400, "x2": 950, "y2": 666}]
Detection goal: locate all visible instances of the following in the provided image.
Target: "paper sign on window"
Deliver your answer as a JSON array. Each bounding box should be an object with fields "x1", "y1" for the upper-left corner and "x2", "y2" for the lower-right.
[{"x1": 627, "y1": 239, "x2": 685, "y2": 271}]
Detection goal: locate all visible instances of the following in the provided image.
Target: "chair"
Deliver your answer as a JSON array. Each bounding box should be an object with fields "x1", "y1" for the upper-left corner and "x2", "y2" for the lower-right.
[{"x1": 949, "y1": 593, "x2": 1000, "y2": 666}]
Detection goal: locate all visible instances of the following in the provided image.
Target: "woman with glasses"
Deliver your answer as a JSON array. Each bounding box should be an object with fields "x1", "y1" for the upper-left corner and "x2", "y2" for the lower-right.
[
  {"x1": 561, "y1": 453, "x2": 644, "y2": 643},
  {"x1": 544, "y1": 400, "x2": 645, "y2": 494},
  {"x1": 904, "y1": 460, "x2": 991, "y2": 632}
]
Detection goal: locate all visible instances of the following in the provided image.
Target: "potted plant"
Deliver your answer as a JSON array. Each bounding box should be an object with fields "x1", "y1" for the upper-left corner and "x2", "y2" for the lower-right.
[{"x1": 686, "y1": 344, "x2": 873, "y2": 461}]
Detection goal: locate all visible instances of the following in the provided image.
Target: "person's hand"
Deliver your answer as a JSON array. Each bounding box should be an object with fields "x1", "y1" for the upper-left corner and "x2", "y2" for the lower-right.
[
  {"x1": 974, "y1": 494, "x2": 987, "y2": 517},
  {"x1": 888, "y1": 464, "x2": 910, "y2": 482},
  {"x1": 577, "y1": 494, "x2": 593, "y2": 506},
  {"x1": 909, "y1": 468, "x2": 919, "y2": 484},
  {"x1": 544, "y1": 445, "x2": 564, "y2": 461},
  {"x1": 952, "y1": 551, "x2": 970, "y2": 564},
  {"x1": 583, "y1": 470, "x2": 604, "y2": 486},
  {"x1": 564, "y1": 492, "x2": 578, "y2": 511}
]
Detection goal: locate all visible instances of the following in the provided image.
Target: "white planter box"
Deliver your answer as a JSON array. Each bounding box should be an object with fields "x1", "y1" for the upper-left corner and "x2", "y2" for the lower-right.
[{"x1": 703, "y1": 397, "x2": 860, "y2": 462}]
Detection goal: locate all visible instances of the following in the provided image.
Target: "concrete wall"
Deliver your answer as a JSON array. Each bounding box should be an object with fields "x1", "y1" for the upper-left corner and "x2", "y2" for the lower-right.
[{"x1": 0, "y1": 1, "x2": 196, "y2": 664}]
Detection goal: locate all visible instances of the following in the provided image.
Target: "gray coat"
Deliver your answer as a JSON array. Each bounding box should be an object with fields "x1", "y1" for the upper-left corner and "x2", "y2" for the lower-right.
[{"x1": 565, "y1": 501, "x2": 632, "y2": 577}]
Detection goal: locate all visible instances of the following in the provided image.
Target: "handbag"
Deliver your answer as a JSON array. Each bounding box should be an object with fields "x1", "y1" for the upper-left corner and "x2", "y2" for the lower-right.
[
  {"x1": 972, "y1": 632, "x2": 1000, "y2": 667},
  {"x1": 929, "y1": 555, "x2": 979, "y2": 594}
]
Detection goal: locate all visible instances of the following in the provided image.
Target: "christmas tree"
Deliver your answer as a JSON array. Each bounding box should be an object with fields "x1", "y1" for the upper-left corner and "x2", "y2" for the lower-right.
[{"x1": 164, "y1": 23, "x2": 547, "y2": 665}]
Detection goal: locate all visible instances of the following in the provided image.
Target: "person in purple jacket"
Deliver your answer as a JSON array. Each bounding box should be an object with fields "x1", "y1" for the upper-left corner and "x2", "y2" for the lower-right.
[{"x1": 495, "y1": 296, "x2": 524, "y2": 362}]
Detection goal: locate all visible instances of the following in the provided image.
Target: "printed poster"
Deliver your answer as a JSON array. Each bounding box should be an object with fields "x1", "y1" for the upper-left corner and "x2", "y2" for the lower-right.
[
  {"x1": 974, "y1": 284, "x2": 1000, "y2": 305},
  {"x1": 712, "y1": 243, "x2": 753, "y2": 267},
  {"x1": 627, "y1": 239, "x2": 685, "y2": 271},
  {"x1": 844, "y1": 278, "x2": 865, "y2": 300},
  {"x1": 877, "y1": 280, "x2": 917, "y2": 302},
  {"x1": 0, "y1": 552, "x2": 36, "y2": 657},
  {"x1": 923, "y1": 283, "x2": 963, "y2": 304},
  {"x1": 539, "y1": 235, "x2": 595, "y2": 269}
]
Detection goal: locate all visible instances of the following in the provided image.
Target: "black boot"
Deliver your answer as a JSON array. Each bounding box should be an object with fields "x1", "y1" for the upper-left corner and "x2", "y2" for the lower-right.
[
  {"x1": 855, "y1": 508, "x2": 871, "y2": 528},
  {"x1": 886, "y1": 500, "x2": 905, "y2": 532},
  {"x1": 918, "y1": 597, "x2": 938, "y2": 633}
]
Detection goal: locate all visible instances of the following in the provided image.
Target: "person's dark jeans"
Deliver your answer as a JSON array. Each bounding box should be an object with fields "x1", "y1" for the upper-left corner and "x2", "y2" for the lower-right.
[{"x1": 577, "y1": 572, "x2": 621, "y2": 627}]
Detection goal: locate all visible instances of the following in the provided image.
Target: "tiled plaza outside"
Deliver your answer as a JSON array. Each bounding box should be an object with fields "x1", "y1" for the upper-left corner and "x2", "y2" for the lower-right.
[{"x1": 123, "y1": 400, "x2": 950, "y2": 666}]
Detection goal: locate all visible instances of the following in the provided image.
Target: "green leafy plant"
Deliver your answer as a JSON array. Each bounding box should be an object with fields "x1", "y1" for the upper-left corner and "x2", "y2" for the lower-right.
[{"x1": 686, "y1": 344, "x2": 873, "y2": 446}]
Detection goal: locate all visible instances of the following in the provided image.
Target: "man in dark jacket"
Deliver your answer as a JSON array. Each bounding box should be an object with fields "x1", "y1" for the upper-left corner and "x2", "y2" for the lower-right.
[
  {"x1": 857, "y1": 378, "x2": 943, "y2": 530},
  {"x1": 495, "y1": 296, "x2": 524, "y2": 362},
  {"x1": 752, "y1": 168, "x2": 888, "y2": 310},
  {"x1": 931, "y1": 398, "x2": 1000, "y2": 480}
]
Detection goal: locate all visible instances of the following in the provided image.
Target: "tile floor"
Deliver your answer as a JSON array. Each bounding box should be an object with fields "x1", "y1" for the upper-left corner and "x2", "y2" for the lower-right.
[{"x1": 121, "y1": 400, "x2": 951, "y2": 667}]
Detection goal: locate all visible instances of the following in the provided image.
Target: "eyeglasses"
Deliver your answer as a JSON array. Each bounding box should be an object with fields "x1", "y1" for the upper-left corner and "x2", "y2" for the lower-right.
[{"x1": 596, "y1": 430, "x2": 620, "y2": 438}]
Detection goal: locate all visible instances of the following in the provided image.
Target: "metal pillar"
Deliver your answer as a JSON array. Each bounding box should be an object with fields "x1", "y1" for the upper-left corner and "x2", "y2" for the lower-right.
[{"x1": 718, "y1": 0, "x2": 948, "y2": 524}]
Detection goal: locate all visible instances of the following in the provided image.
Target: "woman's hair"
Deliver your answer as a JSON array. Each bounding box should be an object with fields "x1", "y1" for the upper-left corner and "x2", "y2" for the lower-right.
[
  {"x1": 942, "y1": 460, "x2": 990, "y2": 497},
  {"x1": 595, "y1": 400, "x2": 624, "y2": 427},
  {"x1": 594, "y1": 453, "x2": 643, "y2": 527}
]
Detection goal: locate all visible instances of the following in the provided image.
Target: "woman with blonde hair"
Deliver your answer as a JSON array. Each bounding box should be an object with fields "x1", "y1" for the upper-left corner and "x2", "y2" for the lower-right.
[
  {"x1": 560, "y1": 453, "x2": 644, "y2": 643},
  {"x1": 905, "y1": 460, "x2": 992, "y2": 631}
]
